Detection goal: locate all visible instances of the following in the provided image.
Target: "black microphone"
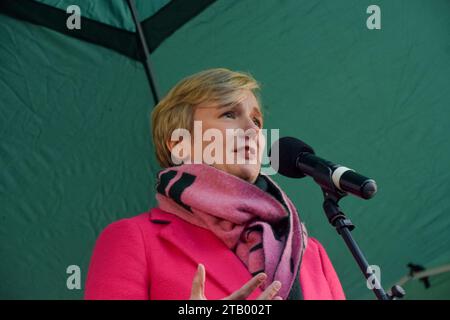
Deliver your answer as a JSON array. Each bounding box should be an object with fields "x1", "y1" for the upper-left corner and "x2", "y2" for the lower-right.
[{"x1": 269, "y1": 136, "x2": 377, "y2": 199}]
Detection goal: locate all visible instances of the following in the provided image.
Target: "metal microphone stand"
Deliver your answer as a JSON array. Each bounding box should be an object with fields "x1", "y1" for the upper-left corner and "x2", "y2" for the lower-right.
[{"x1": 315, "y1": 163, "x2": 405, "y2": 300}]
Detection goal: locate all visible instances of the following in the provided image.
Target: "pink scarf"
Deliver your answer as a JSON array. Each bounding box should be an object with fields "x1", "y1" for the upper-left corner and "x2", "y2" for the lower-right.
[{"x1": 155, "y1": 163, "x2": 307, "y2": 299}]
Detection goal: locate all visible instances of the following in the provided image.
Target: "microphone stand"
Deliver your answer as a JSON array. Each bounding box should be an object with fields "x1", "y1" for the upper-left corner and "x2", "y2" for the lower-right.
[{"x1": 313, "y1": 163, "x2": 405, "y2": 300}]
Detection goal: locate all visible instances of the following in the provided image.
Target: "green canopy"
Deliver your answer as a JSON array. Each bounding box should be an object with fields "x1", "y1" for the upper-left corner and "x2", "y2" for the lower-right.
[{"x1": 1, "y1": 0, "x2": 449, "y2": 299}]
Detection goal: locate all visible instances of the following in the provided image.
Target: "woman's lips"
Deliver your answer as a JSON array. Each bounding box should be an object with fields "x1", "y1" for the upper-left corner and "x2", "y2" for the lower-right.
[
  {"x1": 234, "y1": 145, "x2": 256, "y2": 154},
  {"x1": 233, "y1": 146, "x2": 257, "y2": 160}
]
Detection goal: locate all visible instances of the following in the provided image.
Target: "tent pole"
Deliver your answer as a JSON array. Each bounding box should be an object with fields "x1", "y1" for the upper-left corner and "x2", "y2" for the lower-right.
[{"x1": 126, "y1": 0, "x2": 160, "y2": 104}]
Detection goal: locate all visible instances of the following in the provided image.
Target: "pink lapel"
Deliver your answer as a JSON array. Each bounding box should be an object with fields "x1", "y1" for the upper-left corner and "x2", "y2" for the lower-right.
[{"x1": 150, "y1": 208, "x2": 262, "y2": 299}]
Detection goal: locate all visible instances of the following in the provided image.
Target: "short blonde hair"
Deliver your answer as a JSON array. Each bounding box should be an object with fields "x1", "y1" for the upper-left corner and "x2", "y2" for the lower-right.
[{"x1": 151, "y1": 68, "x2": 261, "y2": 168}]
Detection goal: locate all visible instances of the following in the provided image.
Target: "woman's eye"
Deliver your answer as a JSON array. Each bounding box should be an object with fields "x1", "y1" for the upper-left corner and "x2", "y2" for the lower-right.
[
  {"x1": 253, "y1": 118, "x2": 262, "y2": 127},
  {"x1": 221, "y1": 111, "x2": 235, "y2": 119}
]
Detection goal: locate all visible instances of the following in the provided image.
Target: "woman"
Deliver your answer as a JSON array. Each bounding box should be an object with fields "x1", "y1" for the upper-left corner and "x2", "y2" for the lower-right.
[{"x1": 84, "y1": 68, "x2": 345, "y2": 300}]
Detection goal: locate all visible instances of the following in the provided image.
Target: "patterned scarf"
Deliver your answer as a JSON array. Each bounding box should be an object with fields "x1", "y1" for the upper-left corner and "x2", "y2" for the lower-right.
[{"x1": 155, "y1": 163, "x2": 307, "y2": 299}]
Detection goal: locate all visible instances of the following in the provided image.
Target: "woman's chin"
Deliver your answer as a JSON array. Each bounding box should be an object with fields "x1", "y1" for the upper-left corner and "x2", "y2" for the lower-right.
[{"x1": 214, "y1": 164, "x2": 260, "y2": 184}]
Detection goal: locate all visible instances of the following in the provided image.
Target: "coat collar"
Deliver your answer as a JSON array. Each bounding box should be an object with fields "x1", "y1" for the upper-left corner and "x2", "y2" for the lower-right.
[{"x1": 149, "y1": 208, "x2": 262, "y2": 299}]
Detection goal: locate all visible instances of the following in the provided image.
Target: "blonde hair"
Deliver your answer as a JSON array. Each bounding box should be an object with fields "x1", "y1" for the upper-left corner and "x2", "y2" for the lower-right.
[{"x1": 151, "y1": 68, "x2": 261, "y2": 168}]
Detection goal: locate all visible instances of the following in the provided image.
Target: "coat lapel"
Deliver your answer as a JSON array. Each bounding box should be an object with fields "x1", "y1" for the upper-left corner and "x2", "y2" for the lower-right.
[{"x1": 150, "y1": 208, "x2": 262, "y2": 299}]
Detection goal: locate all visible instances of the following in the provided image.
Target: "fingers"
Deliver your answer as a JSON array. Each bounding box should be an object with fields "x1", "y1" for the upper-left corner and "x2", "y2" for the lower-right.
[
  {"x1": 256, "y1": 280, "x2": 282, "y2": 300},
  {"x1": 224, "y1": 273, "x2": 267, "y2": 300},
  {"x1": 190, "y1": 264, "x2": 206, "y2": 300},
  {"x1": 190, "y1": 266, "x2": 283, "y2": 301}
]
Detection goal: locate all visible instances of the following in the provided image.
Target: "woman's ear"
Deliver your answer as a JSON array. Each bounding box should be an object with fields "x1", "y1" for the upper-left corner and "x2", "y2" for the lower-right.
[
  {"x1": 166, "y1": 139, "x2": 178, "y2": 152},
  {"x1": 166, "y1": 138, "x2": 192, "y2": 165}
]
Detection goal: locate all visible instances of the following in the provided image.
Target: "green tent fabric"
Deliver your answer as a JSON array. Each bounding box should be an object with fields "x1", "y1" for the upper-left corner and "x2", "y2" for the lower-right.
[
  {"x1": 1, "y1": 0, "x2": 450, "y2": 299},
  {"x1": 0, "y1": 0, "x2": 215, "y2": 60}
]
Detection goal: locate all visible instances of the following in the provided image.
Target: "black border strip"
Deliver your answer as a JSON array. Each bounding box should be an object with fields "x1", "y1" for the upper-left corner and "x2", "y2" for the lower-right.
[{"x1": 0, "y1": 0, "x2": 216, "y2": 61}]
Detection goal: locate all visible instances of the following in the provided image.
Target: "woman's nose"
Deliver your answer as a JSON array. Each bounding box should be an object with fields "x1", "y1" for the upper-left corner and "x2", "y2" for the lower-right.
[{"x1": 242, "y1": 117, "x2": 260, "y2": 135}]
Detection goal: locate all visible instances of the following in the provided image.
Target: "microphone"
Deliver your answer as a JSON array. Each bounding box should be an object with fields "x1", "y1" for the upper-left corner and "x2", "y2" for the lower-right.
[{"x1": 269, "y1": 136, "x2": 377, "y2": 199}]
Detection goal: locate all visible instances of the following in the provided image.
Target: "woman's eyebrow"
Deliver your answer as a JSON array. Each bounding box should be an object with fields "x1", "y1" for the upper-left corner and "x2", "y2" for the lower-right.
[
  {"x1": 196, "y1": 103, "x2": 235, "y2": 110},
  {"x1": 218, "y1": 102, "x2": 262, "y2": 113},
  {"x1": 218, "y1": 103, "x2": 238, "y2": 110}
]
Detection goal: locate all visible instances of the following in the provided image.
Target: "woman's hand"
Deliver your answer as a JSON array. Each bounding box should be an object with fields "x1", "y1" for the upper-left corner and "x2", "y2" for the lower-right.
[{"x1": 190, "y1": 264, "x2": 283, "y2": 300}]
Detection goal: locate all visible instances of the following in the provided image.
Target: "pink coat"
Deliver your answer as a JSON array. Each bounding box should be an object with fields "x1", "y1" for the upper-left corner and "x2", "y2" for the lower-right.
[{"x1": 84, "y1": 208, "x2": 345, "y2": 300}]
